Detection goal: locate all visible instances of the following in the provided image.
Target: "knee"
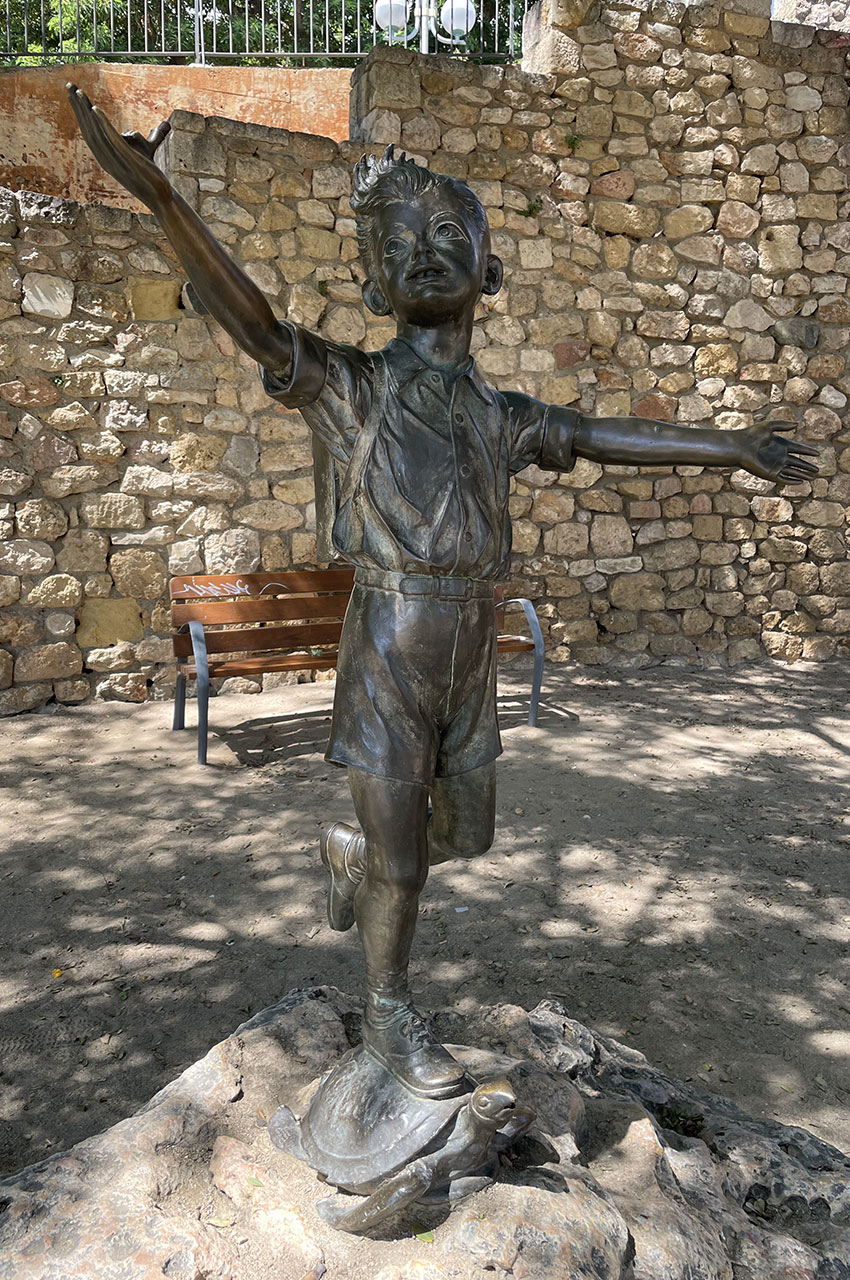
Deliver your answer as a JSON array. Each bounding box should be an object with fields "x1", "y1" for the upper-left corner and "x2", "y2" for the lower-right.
[
  {"x1": 430, "y1": 825, "x2": 494, "y2": 863},
  {"x1": 365, "y1": 847, "x2": 428, "y2": 898}
]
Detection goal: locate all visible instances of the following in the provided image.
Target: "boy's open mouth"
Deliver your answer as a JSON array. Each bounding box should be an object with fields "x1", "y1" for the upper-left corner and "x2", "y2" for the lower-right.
[{"x1": 407, "y1": 266, "x2": 446, "y2": 282}]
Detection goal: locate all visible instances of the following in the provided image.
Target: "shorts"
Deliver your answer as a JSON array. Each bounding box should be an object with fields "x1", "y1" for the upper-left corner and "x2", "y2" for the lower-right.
[{"x1": 325, "y1": 573, "x2": 502, "y2": 785}]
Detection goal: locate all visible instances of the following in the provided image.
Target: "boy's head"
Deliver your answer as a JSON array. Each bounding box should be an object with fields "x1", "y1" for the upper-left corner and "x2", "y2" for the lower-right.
[{"x1": 351, "y1": 146, "x2": 503, "y2": 326}]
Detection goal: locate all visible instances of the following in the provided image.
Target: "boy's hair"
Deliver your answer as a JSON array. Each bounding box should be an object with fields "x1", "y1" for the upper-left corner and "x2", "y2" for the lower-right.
[{"x1": 351, "y1": 145, "x2": 488, "y2": 276}]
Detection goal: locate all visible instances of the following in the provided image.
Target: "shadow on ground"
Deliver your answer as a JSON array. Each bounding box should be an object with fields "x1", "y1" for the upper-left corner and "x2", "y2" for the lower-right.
[{"x1": 1, "y1": 660, "x2": 848, "y2": 1177}]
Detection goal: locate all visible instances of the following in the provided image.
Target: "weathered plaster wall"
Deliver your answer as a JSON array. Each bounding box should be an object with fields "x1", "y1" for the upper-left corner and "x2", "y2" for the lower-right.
[
  {"x1": 0, "y1": 63, "x2": 351, "y2": 208},
  {"x1": 1, "y1": 3, "x2": 849, "y2": 714}
]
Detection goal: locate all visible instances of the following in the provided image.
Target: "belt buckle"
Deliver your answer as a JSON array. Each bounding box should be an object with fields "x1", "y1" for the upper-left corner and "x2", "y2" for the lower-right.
[{"x1": 446, "y1": 578, "x2": 472, "y2": 601}]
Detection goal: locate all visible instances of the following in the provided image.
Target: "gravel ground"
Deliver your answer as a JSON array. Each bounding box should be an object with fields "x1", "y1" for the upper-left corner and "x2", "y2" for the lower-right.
[{"x1": 2, "y1": 658, "x2": 849, "y2": 1178}]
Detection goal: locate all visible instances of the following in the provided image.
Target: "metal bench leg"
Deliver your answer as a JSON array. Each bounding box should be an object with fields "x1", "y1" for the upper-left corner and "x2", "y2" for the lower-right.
[
  {"x1": 505, "y1": 598, "x2": 545, "y2": 728},
  {"x1": 173, "y1": 672, "x2": 186, "y2": 731},
  {"x1": 529, "y1": 629, "x2": 544, "y2": 728},
  {"x1": 189, "y1": 620, "x2": 211, "y2": 766},
  {"x1": 196, "y1": 668, "x2": 210, "y2": 766}
]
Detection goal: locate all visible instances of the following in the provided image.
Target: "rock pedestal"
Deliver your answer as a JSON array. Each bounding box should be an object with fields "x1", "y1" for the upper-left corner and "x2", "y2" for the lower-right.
[{"x1": 2, "y1": 987, "x2": 849, "y2": 1279}]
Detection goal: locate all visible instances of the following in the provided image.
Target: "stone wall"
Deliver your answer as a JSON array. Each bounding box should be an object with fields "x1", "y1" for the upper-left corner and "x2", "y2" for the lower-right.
[
  {"x1": 351, "y1": 15, "x2": 850, "y2": 669},
  {"x1": 1, "y1": 3, "x2": 849, "y2": 714},
  {"x1": 0, "y1": 120, "x2": 374, "y2": 714}
]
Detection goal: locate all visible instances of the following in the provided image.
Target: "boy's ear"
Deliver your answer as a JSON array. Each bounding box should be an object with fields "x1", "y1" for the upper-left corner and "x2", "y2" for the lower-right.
[
  {"x1": 362, "y1": 279, "x2": 393, "y2": 317},
  {"x1": 482, "y1": 254, "x2": 503, "y2": 297}
]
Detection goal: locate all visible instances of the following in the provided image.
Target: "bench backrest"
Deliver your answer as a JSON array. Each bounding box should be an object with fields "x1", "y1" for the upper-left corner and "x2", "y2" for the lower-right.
[{"x1": 170, "y1": 569, "x2": 356, "y2": 659}]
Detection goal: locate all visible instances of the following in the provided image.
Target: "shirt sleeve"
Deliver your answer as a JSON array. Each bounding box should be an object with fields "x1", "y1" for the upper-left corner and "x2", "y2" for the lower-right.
[
  {"x1": 504, "y1": 391, "x2": 580, "y2": 475},
  {"x1": 260, "y1": 321, "x2": 373, "y2": 464},
  {"x1": 261, "y1": 320, "x2": 328, "y2": 409}
]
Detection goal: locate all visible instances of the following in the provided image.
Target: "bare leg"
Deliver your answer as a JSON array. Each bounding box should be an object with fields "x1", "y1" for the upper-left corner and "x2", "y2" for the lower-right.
[
  {"x1": 321, "y1": 762, "x2": 497, "y2": 922},
  {"x1": 346, "y1": 767, "x2": 466, "y2": 1098},
  {"x1": 348, "y1": 768, "x2": 429, "y2": 996}
]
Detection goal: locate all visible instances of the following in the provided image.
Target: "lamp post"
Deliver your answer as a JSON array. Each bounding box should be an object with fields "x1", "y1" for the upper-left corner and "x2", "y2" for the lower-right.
[{"x1": 375, "y1": 0, "x2": 476, "y2": 54}]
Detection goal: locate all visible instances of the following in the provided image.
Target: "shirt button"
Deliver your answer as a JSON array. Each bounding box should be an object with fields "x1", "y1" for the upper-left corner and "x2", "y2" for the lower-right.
[
  {"x1": 460, "y1": 464, "x2": 471, "y2": 477},
  {"x1": 463, "y1": 530, "x2": 473, "y2": 542},
  {"x1": 454, "y1": 412, "x2": 464, "y2": 423},
  {"x1": 430, "y1": 372, "x2": 441, "y2": 384}
]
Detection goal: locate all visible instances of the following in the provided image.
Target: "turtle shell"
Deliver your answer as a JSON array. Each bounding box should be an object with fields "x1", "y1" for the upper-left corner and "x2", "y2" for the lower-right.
[{"x1": 299, "y1": 1046, "x2": 471, "y2": 1194}]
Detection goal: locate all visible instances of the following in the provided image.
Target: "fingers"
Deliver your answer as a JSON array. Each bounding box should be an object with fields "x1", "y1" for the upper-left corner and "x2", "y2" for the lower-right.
[
  {"x1": 784, "y1": 439, "x2": 820, "y2": 457},
  {"x1": 148, "y1": 120, "x2": 172, "y2": 151},
  {"x1": 778, "y1": 462, "x2": 819, "y2": 481}
]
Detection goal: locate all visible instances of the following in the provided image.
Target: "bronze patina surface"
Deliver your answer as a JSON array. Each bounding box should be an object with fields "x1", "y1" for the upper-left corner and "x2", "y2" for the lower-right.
[{"x1": 69, "y1": 90, "x2": 819, "y2": 1228}]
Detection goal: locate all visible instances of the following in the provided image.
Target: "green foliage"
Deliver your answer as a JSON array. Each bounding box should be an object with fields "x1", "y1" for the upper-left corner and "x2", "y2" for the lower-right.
[
  {"x1": 2, "y1": 0, "x2": 523, "y2": 64},
  {"x1": 518, "y1": 194, "x2": 542, "y2": 218}
]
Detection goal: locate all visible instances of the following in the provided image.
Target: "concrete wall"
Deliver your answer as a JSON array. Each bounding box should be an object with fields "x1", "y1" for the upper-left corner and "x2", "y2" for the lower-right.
[
  {"x1": 0, "y1": 2, "x2": 849, "y2": 714},
  {"x1": 0, "y1": 63, "x2": 351, "y2": 208}
]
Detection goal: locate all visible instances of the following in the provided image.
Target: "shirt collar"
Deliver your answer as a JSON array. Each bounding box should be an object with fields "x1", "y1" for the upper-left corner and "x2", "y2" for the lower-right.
[{"x1": 385, "y1": 337, "x2": 495, "y2": 406}]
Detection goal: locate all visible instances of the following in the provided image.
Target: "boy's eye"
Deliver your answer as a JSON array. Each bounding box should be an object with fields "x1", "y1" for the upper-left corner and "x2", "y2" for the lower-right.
[
  {"x1": 433, "y1": 222, "x2": 463, "y2": 241},
  {"x1": 383, "y1": 237, "x2": 405, "y2": 256}
]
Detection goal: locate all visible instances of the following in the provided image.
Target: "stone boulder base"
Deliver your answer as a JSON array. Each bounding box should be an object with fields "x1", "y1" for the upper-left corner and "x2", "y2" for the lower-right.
[{"x1": 2, "y1": 987, "x2": 849, "y2": 1280}]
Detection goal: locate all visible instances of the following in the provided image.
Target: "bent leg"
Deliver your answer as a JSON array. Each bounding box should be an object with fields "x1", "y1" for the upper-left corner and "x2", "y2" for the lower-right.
[{"x1": 428, "y1": 762, "x2": 496, "y2": 866}]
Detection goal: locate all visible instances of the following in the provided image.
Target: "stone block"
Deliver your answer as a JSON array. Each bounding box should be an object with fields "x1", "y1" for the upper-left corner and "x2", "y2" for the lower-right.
[
  {"x1": 518, "y1": 239, "x2": 554, "y2": 270},
  {"x1": 365, "y1": 63, "x2": 421, "y2": 113},
  {"x1": 609, "y1": 572, "x2": 665, "y2": 610},
  {"x1": 95, "y1": 671, "x2": 150, "y2": 701},
  {"x1": 22, "y1": 272, "x2": 74, "y2": 319},
  {"x1": 109, "y1": 549, "x2": 168, "y2": 600},
  {"x1": 592, "y1": 203, "x2": 659, "y2": 238},
  {"x1": 80, "y1": 494, "x2": 146, "y2": 530},
  {"x1": 15, "y1": 498, "x2": 68, "y2": 540},
  {"x1": 204, "y1": 528, "x2": 261, "y2": 573},
  {"x1": 76, "y1": 598, "x2": 144, "y2": 647},
  {"x1": 0, "y1": 539, "x2": 54, "y2": 574},
  {"x1": 0, "y1": 462, "x2": 34, "y2": 498},
  {"x1": 54, "y1": 678, "x2": 91, "y2": 702},
  {"x1": 0, "y1": 681, "x2": 52, "y2": 716},
  {"x1": 128, "y1": 278, "x2": 182, "y2": 322},
  {"x1": 26, "y1": 574, "x2": 83, "y2": 608},
  {"x1": 663, "y1": 205, "x2": 714, "y2": 241},
  {"x1": 15, "y1": 642, "x2": 83, "y2": 682}
]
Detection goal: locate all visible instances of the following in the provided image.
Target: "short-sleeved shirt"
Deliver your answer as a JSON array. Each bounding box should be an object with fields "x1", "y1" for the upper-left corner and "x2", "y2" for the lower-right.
[{"x1": 263, "y1": 323, "x2": 578, "y2": 582}]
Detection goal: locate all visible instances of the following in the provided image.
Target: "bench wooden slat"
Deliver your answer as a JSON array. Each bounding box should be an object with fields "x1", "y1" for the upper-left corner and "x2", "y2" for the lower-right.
[
  {"x1": 178, "y1": 637, "x2": 533, "y2": 678},
  {"x1": 179, "y1": 653, "x2": 341, "y2": 677},
  {"x1": 170, "y1": 569, "x2": 355, "y2": 600},
  {"x1": 173, "y1": 619, "x2": 345, "y2": 658},
  {"x1": 172, "y1": 594, "x2": 351, "y2": 626}
]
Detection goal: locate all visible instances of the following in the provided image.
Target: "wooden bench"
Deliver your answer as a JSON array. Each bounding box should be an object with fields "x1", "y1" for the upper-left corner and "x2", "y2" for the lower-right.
[{"x1": 170, "y1": 569, "x2": 545, "y2": 765}]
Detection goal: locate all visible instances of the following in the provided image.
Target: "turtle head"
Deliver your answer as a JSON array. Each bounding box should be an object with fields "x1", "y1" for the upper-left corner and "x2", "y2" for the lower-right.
[{"x1": 470, "y1": 1079, "x2": 517, "y2": 1127}]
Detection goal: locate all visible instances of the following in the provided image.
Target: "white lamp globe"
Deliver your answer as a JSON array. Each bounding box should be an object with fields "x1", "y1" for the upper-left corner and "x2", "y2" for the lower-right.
[
  {"x1": 375, "y1": 0, "x2": 409, "y2": 31},
  {"x1": 440, "y1": 0, "x2": 475, "y2": 35}
]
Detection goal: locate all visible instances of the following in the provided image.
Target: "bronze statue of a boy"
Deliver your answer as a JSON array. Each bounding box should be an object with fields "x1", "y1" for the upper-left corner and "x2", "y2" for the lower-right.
[{"x1": 69, "y1": 90, "x2": 818, "y2": 1102}]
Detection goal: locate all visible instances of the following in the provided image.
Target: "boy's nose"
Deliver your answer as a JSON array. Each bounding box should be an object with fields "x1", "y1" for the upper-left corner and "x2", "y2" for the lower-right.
[{"x1": 411, "y1": 235, "x2": 436, "y2": 262}]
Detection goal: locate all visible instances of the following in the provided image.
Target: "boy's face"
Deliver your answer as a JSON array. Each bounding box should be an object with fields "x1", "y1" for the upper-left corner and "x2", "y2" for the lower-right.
[{"x1": 368, "y1": 187, "x2": 502, "y2": 326}]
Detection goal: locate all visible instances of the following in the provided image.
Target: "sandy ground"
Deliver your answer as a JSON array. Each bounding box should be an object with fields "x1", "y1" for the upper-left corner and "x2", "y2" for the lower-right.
[{"x1": 2, "y1": 659, "x2": 850, "y2": 1180}]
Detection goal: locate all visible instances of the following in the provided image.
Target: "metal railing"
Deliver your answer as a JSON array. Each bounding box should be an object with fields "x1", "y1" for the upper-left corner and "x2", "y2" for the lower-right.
[{"x1": 2, "y1": 0, "x2": 525, "y2": 62}]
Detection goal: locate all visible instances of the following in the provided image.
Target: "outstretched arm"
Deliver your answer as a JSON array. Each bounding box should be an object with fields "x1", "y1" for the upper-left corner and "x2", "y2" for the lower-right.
[
  {"x1": 574, "y1": 410, "x2": 818, "y2": 485},
  {"x1": 67, "y1": 85, "x2": 292, "y2": 373}
]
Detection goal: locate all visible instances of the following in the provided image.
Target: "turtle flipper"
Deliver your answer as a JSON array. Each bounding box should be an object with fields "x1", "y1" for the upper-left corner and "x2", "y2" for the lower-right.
[{"x1": 316, "y1": 1159, "x2": 432, "y2": 1233}]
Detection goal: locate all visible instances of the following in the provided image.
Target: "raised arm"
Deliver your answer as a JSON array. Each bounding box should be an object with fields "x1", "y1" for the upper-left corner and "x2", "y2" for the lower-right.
[
  {"x1": 67, "y1": 85, "x2": 292, "y2": 373},
  {"x1": 574, "y1": 411, "x2": 819, "y2": 485}
]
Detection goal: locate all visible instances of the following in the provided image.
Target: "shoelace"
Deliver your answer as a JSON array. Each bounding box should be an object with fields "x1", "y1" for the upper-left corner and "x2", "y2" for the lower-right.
[{"x1": 398, "y1": 1012, "x2": 431, "y2": 1046}]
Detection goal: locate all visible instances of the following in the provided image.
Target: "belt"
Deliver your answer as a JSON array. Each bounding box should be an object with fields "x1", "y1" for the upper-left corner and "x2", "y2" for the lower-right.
[{"x1": 354, "y1": 567, "x2": 495, "y2": 600}]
